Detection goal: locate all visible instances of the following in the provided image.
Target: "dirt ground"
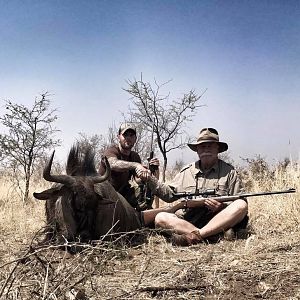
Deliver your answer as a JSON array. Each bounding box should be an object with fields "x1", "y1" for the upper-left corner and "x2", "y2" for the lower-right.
[
  {"x1": 1, "y1": 180, "x2": 299, "y2": 299},
  {"x1": 1, "y1": 226, "x2": 300, "y2": 300}
]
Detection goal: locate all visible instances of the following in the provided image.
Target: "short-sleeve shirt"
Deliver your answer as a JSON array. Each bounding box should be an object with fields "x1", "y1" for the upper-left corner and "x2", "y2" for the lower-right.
[
  {"x1": 169, "y1": 159, "x2": 244, "y2": 196},
  {"x1": 99, "y1": 144, "x2": 141, "y2": 193},
  {"x1": 150, "y1": 159, "x2": 244, "y2": 202}
]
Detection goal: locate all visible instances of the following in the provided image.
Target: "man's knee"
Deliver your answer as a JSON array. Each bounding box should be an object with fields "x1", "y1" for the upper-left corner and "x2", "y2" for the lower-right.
[
  {"x1": 154, "y1": 212, "x2": 176, "y2": 228},
  {"x1": 235, "y1": 199, "x2": 248, "y2": 215},
  {"x1": 227, "y1": 199, "x2": 248, "y2": 224},
  {"x1": 228, "y1": 199, "x2": 247, "y2": 212}
]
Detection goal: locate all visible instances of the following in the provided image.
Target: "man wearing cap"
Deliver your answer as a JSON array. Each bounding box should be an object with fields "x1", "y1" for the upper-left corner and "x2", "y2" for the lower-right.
[
  {"x1": 137, "y1": 127, "x2": 248, "y2": 245},
  {"x1": 99, "y1": 123, "x2": 159, "y2": 211}
]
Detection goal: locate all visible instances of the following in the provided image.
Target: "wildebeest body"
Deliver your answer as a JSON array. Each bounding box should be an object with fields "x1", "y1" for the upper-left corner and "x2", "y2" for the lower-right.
[
  {"x1": 34, "y1": 146, "x2": 142, "y2": 244},
  {"x1": 93, "y1": 181, "x2": 142, "y2": 237}
]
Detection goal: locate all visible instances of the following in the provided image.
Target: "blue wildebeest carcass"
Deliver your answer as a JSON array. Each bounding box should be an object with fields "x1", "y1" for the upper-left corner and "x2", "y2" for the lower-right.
[{"x1": 33, "y1": 146, "x2": 142, "y2": 245}]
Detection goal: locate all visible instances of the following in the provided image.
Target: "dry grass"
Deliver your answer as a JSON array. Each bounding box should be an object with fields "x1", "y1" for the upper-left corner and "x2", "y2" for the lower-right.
[{"x1": 0, "y1": 160, "x2": 300, "y2": 299}]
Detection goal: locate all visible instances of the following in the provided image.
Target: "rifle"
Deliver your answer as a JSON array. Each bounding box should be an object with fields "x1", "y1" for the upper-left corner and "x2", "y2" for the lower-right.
[
  {"x1": 148, "y1": 124, "x2": 158, "y2": 175},
  {"x1": 173, "y1": 188, "x2": 296, "y2": 206},
  {"x1": 137, "y1": 124, "x2": 159, "y2": 210},
  {"x1": 146, "y1": 124, "x2": 159, "y2": 208}
]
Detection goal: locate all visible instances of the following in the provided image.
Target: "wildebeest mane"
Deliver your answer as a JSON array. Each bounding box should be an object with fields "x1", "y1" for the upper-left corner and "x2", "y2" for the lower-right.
[{"x1": 66, "y1": 145, "x2": 98, "y2": 176}]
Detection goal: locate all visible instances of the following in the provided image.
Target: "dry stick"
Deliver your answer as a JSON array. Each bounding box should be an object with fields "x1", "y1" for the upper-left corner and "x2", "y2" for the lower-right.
[
  {"x1": 60, "y1": 274, "x2": 90, "y2": 298},
  {"x1": 108, "y1": 256, "x2": 152, "y2": 300},
  {"x1": 41, "y1": 250, "x2": 81, "y2": 298},
  {"x1": 0, "y1": 245, "x2": 65, "y2": 269},
  {"x1": 4, "y1": 266, "x2": 21, "y2": 298},
  {"x1": 138, "y1": 284, "x2": 207, "y2": 292},
  {"x1": 109, "y1": 284, "x2": 208, "y2": 300},
  {"x1": 128, "y1": 256, "x2": 152, "y2": 299},
  {"x1": 135, "y1": 256, "x2": 207, "y2": 296},
  {"x1": 50, "y1": 264, "x2": 80, "y2": 295},
  {"x1": 42, "y1": 264, "x2": 50, "y2": 300},
  {"x1": 0, "y1": 241, "x2": 112, "y2": 269},
  {"x1": 136, "y1": 256, "x2": 152, "y2": 287},
  {"x1": 0, "y1": 263, "x2": 19, "y2": 298},
  {"x1": 62, "y1": 245, "x2": 127, "y2": 298},
  {"x1": 0, "y1": 228, "x2": 43, "y2": 272},
  {"x1": 33, "y1": 249, "x2": 54, "y2": 273},
  {"x1": 0, "y1": 248, "x2": 32, "y2": 298},
  {"x1": 99, "y1": 220, "x2": 120, "y2": 241},
  {"x1": 56, "y1": 255, "x2": 104, "y2": 298},
  {"x1": 65, "y1": 275, "x2": 89, "y2": 291}
]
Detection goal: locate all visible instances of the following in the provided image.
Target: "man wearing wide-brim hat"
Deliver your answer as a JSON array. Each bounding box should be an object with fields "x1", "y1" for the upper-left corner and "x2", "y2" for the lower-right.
[
  {"x1": 138, "y1": 127, "x2": 248, "y2": 245},
  {"x1": 187, "y1": 127, "x2": 228, "y2": 153}
]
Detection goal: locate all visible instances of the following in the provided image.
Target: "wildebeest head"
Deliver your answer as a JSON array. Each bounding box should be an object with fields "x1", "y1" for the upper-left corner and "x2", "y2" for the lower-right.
[{"x1": 33, "y1": 145, "x2": 110, "y2": 243}]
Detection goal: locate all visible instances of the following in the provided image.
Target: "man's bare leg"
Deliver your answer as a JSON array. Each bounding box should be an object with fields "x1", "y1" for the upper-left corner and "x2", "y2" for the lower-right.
[
  {"x1": 142, "y1": 201, "x2": 184, "y2": 226},
  {"x1": 155, "y1": 199, "x2": 248, "y2": 239},
  {"x1": 155, "y1": 212, "x2": 198, "y2": 233},
  {"x1": 199, "y1": 200, "x2": 247, "y2": 238}
]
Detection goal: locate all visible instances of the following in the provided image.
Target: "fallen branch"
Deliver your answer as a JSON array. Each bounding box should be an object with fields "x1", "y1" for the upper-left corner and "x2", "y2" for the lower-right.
[{"x1": 138, "y1": 284, "x2": 207, "y2": 292}]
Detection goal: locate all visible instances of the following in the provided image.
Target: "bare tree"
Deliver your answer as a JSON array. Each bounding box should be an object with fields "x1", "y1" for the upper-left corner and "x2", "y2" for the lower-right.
[
  {"x1": 124, "y1": 77, "x2": 205, "y2": 181},
  {"x1": 0, "y1": 92, "x2": 61, "y2": 202}
]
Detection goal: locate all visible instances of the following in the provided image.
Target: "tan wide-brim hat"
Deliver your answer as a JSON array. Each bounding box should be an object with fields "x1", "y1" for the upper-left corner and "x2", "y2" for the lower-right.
[{"x1": 187, "y1": 128, "x2": 228, "y2": 153}]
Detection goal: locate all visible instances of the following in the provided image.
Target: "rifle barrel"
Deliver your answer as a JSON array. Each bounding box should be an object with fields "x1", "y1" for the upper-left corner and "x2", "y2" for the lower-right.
[{"x1": 239, "y1": 188, "x2": 296, "y2": 198}]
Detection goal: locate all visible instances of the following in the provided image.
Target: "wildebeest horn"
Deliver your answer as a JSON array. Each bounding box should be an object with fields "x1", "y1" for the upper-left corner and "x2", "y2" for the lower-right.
[
  {"x1": 91, "y1": 156, "x2": 111, "y2": 184},
  {"x1": 43, "y1": 151, "x2": 76, "y2": 185}
]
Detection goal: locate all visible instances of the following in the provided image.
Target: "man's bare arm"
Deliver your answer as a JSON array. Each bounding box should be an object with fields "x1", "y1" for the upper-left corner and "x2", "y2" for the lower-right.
[
  {"x1": 109, "y1": 157, "x2": 152, "y2": 180},
  {"x1": 108, "y1": 157, "x2": 140, "y2": 171}
]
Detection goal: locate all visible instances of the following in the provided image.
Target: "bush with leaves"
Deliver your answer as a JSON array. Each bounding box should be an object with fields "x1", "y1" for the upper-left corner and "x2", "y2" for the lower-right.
[{"x1": 0, "y1": 93, "x2": 61, "y2": 202}]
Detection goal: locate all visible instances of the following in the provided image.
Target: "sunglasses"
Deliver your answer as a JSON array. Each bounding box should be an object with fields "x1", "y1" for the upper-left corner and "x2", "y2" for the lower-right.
[{"x1": 200, "y1": 128, "x2": 218, "y2": 135}]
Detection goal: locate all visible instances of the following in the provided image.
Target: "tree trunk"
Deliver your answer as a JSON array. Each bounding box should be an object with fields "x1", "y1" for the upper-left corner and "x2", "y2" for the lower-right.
[
  {"x1": 23, "y1": 169, "x2": 31, "y2": 202},
  {"x1": 162, "y1": 156, "x2": 168, "y2": 182}
]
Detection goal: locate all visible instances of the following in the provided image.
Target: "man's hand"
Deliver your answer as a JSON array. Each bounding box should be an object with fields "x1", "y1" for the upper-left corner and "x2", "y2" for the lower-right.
[
  {"x1": 178, "y1": 197, "x2": 226, "y2": 212},
  {"x1": 148, "y1": 157, "x2": 160, "y2": 178},
  {"x1": 135, "y1": 164, "x2": 151, "y2": 181},
  {"x1": 148, "y1": 157, "x2": 160, "y2": 167},
  {"x1": 203, "y1": 198, "x2": 224, "y2": 213}
]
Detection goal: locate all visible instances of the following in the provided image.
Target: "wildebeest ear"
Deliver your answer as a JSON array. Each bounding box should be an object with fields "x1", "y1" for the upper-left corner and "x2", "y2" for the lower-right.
[{"x1": 33, "y1": 186, "x2": 64, "y2": 200}]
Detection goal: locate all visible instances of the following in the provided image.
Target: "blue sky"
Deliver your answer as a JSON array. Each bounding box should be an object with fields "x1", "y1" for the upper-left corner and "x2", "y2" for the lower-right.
[{"x1": 0, "y1": 0, "x2": 299, "y2": 166}]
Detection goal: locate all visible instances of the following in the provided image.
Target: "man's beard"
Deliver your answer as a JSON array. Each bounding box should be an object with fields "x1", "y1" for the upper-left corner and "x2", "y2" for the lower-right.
[
  {"x1": 120, "y1": 142, "x2": 133, "y2": 150},
  {"x1": 199, "y1": 152, "x2": 214, "y2": 159},
  {"x1": 199, "y1": 153, "x2": 218, "y2": 163}
]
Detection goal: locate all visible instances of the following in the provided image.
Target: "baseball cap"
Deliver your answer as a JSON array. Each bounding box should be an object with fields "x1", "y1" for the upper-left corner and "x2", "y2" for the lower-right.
[{"x1": 118, "y1": 123, "x2": 137, "y2": 135}]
